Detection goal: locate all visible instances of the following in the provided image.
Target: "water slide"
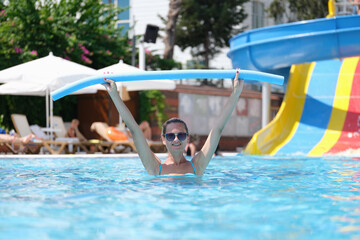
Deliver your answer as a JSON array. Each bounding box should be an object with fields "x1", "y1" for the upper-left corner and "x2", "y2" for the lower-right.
[{"x1": 227, "y1": 15, "x2": 360, "y2": 156}]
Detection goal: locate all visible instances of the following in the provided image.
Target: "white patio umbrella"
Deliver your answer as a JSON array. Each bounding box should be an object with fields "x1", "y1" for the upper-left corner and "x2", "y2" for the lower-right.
[
  {"x1": 0, "y1": 52, "x2": 97, "y2": 133},
  {"x1": 96, "y1": 60, "x2": 176, "y2": 91}
]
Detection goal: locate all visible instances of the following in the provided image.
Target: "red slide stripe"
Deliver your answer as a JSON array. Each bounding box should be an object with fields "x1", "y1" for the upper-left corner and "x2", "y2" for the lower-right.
[{"x1": 328, "y1": 58, "x2": 360, "y2": 154}]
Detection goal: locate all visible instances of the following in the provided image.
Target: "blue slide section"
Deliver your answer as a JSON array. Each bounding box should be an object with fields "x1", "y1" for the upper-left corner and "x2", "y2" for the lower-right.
[
  {"x1": 227, "y1": 15, "x2": 360, "y2": 75},
  {"x1": 276, "y1": 60, "x2": 341, "y2": 154}
]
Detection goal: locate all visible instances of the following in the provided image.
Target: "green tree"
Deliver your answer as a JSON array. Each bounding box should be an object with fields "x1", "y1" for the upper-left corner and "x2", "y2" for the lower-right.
[
  {"x1": 139, "y1": 90, "x2": 168, "y2": 129},
  {"x1": 267, "y1": 0, "x2": 329, "y2": 22},
  {"x1": 163, "y1": 0, "x2": 182, "y2": 60},
  {"x1": 175, "y1": 0, "x2": 249, "y2": 69},
  {"x1": 145, "y1": 49, "x2": 182, "y2": 70},
  {"x1": 0, "y1": 0, "x2": 131, "y2": 70}
]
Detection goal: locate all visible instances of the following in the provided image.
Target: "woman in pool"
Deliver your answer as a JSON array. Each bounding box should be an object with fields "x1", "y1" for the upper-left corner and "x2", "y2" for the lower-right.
[{"x1": 103, "y1": 69, "x2": 243, "y2": 176}]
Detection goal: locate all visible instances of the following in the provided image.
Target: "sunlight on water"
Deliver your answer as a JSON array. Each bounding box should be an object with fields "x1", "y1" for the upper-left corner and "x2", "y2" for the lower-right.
[{"x1": 1, "y1": 155, "x2": 360, "y2": 239}]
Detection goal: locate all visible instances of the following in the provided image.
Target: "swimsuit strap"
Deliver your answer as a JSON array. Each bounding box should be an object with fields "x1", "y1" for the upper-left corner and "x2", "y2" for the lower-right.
[
  {"x1": 158, "y1": 163, "x2": 163, "y2": 175},
  {"x1": 190, "y1": 160, "x2": 197, "y2": 175}
]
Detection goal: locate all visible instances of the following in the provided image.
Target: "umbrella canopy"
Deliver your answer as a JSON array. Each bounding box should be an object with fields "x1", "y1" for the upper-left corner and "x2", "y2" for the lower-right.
[
  {"x1": 0, "y1": 52, "x2": 96, "y2": 88},
  {"x1": 0, "y1": 82, "x2": 48, "y2": 96},
  {"x1": 0, "y1": 81, "x2": 97, "y2": 96},
  {"x1": 96, "y1": 60, "x2": 176, "y2": 91}
]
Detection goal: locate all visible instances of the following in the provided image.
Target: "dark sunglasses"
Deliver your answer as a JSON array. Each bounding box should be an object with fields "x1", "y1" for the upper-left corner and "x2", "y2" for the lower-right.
[{"x1": 164, "y1": 132, "x2": 188, "y2": 141}]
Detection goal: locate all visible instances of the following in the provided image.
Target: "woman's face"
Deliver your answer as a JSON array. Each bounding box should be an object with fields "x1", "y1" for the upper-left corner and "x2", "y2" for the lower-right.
[{"x1": 162, "y1": 122, "x2": 189, "y2": 152}]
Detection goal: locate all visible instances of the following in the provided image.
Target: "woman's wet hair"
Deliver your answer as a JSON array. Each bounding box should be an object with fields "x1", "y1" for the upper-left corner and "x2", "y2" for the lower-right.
[{"x1": 162, "y1": 118, "x2": 189, "y2": 135}]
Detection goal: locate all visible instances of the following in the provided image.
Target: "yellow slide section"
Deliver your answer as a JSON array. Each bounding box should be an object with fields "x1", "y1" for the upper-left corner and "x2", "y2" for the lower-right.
[{"x1": 244, "y1": 63, "x2": 315, "y2": 155}]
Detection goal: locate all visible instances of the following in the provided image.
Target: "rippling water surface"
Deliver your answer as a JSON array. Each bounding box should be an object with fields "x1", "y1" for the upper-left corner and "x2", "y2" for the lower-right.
[{"x1": 1, "y1": 155, "x2": 360, "y2": 239}]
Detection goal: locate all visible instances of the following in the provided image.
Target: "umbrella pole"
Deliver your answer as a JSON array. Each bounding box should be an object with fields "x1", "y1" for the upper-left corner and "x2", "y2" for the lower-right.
[
  {"x1": 46, "y1": 89, "x2": 49, "y2": 129},
  {"x1": 50, "y1": 94, "x2": 54, "y2": 141}
]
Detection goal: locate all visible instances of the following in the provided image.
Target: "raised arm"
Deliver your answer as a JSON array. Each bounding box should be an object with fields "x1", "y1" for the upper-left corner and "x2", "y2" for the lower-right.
[
  {"x1": 192, "y1": 70, "x2": 244, "y2": 175},
  {"x1": 103, "y1": 79, "x2": 161, "y2": 174}
]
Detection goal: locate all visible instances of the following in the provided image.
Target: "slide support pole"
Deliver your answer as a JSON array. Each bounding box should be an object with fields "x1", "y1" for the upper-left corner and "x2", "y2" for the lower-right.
[{"x1": 262, "y1": 82, "x2": 271, "y2": 128}]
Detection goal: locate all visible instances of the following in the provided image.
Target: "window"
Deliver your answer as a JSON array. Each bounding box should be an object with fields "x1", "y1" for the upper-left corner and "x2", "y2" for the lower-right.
[
  {"x1": 252, "y1": 1, "x2": 264, "y2": 29},
  {"x1": 117, "y1": 22, "x2": 130, "y2": 35},
  {"x1": 117, "y1": 0, "x2": 130, "y2": 20},
  {"x1": 103, "y1": 0, "x2": 130, "y2": 36}
]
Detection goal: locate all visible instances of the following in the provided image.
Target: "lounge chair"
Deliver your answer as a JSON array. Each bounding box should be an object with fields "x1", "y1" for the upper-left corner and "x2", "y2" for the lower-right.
[
  {"x1": 0, "y1": 132, "x2": 44, "y2": 155},
  {"x1": 148, "y1": 140, "x2": 166, "y2": 153},
  {"x1": 11, "y1": 113, "x2": 86, "y2": 154},
  {"x1": 90, "y1": 122, "x2": 137, "y2": 153},
  {"x1": 0, "y1": 132, "x2": 44, "y2": 154},
  {"x1": 90, "y1": 122, "x2": 166, "y2": 153},
  {"x1": 0, "y1": 136, "x2": 19, "y2": 154},
  {"x1": 52, "y1": 116, "x2": 99, "y2": 154}
]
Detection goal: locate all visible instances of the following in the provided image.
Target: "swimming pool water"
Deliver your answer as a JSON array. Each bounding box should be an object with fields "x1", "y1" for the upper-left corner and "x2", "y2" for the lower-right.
[{"x1": 1, "y1": 155, "x2": 359, "y2": 239}]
